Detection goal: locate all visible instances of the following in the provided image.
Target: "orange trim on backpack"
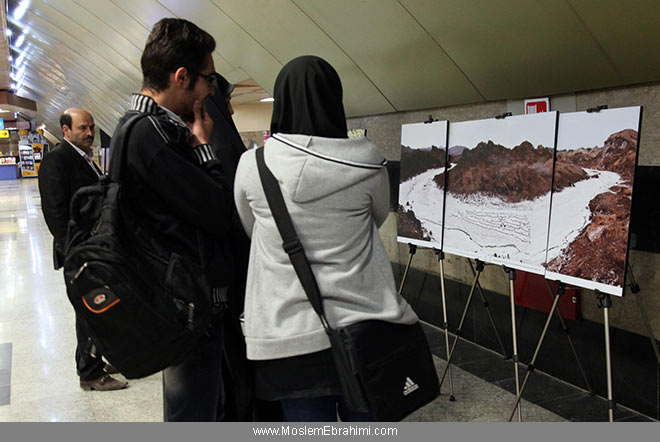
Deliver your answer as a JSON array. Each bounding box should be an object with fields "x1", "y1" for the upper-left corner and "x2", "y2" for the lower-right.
[{"x1": 82, "y1": 296, "x2": 121, "y2": 314}]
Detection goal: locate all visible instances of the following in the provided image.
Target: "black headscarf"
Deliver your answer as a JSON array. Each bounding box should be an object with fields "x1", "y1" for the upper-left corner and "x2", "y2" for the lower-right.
[
  {"x1": 206, "y1": 73, "x2": 245, "y2": 191},
  {"x1": 270, "y1": 55, "x2": 348, "y2": 138}
]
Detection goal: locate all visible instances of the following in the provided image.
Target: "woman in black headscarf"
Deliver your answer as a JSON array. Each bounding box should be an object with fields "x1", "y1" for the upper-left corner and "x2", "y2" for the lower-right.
[{"x1": 234, "y1": 56, "x2": 417, "y2": 421}]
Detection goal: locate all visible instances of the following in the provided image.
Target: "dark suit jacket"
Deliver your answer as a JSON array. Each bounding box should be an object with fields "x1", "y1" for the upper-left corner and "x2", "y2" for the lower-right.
[{"x1": 38, "y1": 139, "x2": 101, "y2": 269}]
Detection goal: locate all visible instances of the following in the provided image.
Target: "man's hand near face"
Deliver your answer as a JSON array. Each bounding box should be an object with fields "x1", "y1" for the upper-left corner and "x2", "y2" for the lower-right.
[{"x1": 188, "y1": 99, "x2": 214, "y2": 146}]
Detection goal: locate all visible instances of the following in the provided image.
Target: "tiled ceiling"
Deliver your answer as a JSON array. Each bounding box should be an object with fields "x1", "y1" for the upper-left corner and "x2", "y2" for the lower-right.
[{"x1": 3, "y1": 0, "x2": 660, "y2": 136}]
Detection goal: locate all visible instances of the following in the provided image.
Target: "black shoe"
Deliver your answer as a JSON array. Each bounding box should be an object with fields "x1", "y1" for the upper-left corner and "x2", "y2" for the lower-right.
[
  {"x1": 104, "y1": 364, "x2": 120, "y2": 375},
  {"x1": 80, "y1": 374, "x2": 128, "y2": 391}
]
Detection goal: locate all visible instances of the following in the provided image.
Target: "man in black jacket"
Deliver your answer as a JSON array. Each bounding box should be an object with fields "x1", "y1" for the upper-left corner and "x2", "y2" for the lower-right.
[
  {"x1": 38, "y1": 108, "x2": 128, "y2": 391},
  {"x1": 114, "y1": 18, "x2": 234, "y2": 421}
]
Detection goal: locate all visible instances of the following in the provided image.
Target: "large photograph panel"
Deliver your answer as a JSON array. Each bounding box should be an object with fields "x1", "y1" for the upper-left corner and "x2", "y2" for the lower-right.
[
  {"x1": 397, "y1": 120, "x2": 449, "y2": 249},
  {"x1": 443, "y1": 112, "x2": 558, "y2": 274},
  {"x1": 545, "y1": 107, "x2": 642, "y2": 296}
]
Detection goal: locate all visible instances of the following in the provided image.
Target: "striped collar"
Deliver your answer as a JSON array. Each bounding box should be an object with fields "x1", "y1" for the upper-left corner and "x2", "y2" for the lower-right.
[{"x1": 130, "y1": 93, "x2": 189, "y2": 130}]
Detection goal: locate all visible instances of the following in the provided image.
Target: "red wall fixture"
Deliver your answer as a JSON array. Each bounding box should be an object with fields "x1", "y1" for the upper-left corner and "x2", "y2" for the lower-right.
[{"x1": 514, "y1": 271, "x2": 581, "y2": 321}]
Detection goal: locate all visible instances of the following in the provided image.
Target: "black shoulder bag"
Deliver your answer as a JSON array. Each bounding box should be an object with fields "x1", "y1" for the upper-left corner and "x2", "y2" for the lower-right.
[{"x1": 255, "y1": 146, "x2": 440, "y2": 421}]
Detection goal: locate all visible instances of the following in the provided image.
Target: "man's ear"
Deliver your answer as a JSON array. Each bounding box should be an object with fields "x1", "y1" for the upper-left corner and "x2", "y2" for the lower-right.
[
  {"x1": 172, "y1": 67, "x2": 189, "y2": 88},
  {"x1": 62, "y1": 125, "x2": 70, "y2": 138}
]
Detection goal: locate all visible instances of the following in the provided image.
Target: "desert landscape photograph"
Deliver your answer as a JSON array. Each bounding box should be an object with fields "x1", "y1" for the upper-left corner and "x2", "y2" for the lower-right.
[
  {"x1": 397, "y1": 120, "x2": 448, "y2": 249},
  {"x1": 545, "y1": 107, "x2": 642, "y2": 296},
  {"x1": 443, "y1": 112, "x2": 558, "y2": 274}
]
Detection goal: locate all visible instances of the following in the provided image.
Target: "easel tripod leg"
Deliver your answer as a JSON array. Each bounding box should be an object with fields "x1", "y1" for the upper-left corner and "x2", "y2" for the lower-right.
[
  {"x1": 542, "y1": 279, "x2": 593, "y2": 394},
  {"x1": 398, "y1": 243, "x2": 417, "y2": 295},
  {"x1": 505, "y1": 266, "x2": 522, "y2": 422},
  {"x1": 633, "y1": 289, "x2": 660, "y2": 420},
  {"x1": 438, "y1": 260, "x2": 484, "y2": 391},
  {"x1": 508, "y1": 283, "x2": 565, "y2": 421},
  {"x1": 597, "y1": 291, "x2": 615, "y2": 422},
  {"x1": 435, "y1": 249, "x2": 455, "y2": 401},
  {"x1": 627, "y1": 264, "x2": 660, "y2": 419},
  {"x1": 469, "y1": 259, "x2": 509, "y2": 358}
]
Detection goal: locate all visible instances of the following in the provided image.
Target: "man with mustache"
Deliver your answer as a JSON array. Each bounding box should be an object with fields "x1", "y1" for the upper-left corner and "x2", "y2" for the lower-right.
[{"x1": 39, "y1": 108, "x2": 128, "y2": 391}]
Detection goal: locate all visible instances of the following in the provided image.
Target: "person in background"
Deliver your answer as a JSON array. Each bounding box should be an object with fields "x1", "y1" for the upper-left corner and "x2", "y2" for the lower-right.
[
  {"x1": 205, "y1": 73, "x2": 283, "y2": 422},
  {"x1": 38, "y1": 108, "x2": 128, "y2": 392},
  {"x1": 233, "y1": 56, "x2": 418, "y2": 421}
]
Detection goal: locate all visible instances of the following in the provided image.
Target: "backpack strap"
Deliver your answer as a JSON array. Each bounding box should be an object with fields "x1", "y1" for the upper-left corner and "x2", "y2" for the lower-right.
[
  {"x1": 108, "y1": 112, "x2": 149, "y2": 183},
  {"x1": 69, "y1": 113, "x2": 147, "y2": 221}
]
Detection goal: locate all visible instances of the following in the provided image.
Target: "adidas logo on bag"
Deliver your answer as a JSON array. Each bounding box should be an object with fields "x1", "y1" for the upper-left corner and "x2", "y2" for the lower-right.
[{"x1": 403, "y1": 376, "x2": 419, "y2": 396}]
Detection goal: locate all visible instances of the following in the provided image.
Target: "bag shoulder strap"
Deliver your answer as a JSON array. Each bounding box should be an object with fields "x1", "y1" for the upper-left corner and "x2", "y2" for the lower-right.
[
  {"x1": 108, "y1": 112, "x2": 149, "y2": 183},
  {"x1": 255, "y1": 146, "x2": 332, "y2": 332},
  {"x1": 68, "y1": 113, "x2": 147, "y2": 220}
]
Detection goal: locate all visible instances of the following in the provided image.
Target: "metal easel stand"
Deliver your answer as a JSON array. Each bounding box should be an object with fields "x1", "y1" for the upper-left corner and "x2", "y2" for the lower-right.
[
  {"x1": 398, "y1": 243, "x2": 417, "y2": 295},
  {"x1": 541, "y1": 279, "x2": 594, "y2": 395},
  {"x1": 434, "y1": 249, "x2": 455, "y2": 401},
  {"x1": 503, "y1": 266, "x2": 523, "y2": 422},
  {"x1": 596, "y1": 290, "x2": 616, "y2": 422},
  {"x1": 437, "y1": 260, "x2": 485, "y2": 396},
  {"x1": 627, "y1": 264, "x2": 660, "y2": 420},
  {"x1": 468, "y1": 260, "x2": 510, "y2": 359},
  {"x1": 508, "y1": 282, "x2": 567, "y2": 421}
]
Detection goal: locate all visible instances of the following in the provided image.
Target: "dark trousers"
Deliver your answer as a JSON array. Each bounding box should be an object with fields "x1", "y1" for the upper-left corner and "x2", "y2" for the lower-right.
[
  {"x1": 280, "y1": 396, "x2": 373, "y2": 422},
  {"x1": 221, "y1": 312, "x2": 284, "y2": 422},
  {"x1": 162, "y1": 314, "x2": 225, "y2": 422},
  {"x1": 75, "y1": 315, "x2": 106, "y2": 381}
]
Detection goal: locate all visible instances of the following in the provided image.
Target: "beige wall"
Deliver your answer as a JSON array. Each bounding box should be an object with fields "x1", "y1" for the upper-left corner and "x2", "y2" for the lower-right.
[
  {"x1": 355, "y1": 81, "x2": 660, "y2": 337},
  {"x1": 239, "y1": 131, "x2": 266, "y2": 149},
  {"x1": 232, "y1": 102, "x2": 273, "y2": 133}
]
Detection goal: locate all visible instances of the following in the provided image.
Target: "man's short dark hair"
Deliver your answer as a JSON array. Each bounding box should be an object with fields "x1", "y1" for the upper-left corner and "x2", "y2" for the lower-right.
[
  {"x1": 141, "y1": 18, "x2": 216, "y2": 92},
  {"x1": 60, "y1": 113, "x2": 72, "y2": 133}
]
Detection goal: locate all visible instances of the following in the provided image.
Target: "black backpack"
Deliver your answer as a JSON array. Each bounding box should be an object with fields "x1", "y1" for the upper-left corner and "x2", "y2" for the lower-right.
[{"x1": 63, "y1": 114, "x2": 215, "y2": 379}]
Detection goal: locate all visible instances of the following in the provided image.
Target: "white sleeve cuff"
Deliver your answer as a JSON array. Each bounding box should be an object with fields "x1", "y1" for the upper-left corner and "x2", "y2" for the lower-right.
[{"x1": 192, "y1": 144, "x2": 217, "y2": 164}]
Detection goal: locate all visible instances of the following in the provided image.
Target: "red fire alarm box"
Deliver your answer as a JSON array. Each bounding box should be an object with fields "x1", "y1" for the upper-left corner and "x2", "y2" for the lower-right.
[{"x1": 524, "y1": 98, "x2": 550, "y2": 114}]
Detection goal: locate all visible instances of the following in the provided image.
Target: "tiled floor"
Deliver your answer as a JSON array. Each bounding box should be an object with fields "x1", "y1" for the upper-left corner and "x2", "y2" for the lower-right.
[
  {"x1": 0, "y1": 178, "x2": 162, "y2": 422},
  {"x1": 0, "y1": 178, "x2": 641, "y2": 422}
]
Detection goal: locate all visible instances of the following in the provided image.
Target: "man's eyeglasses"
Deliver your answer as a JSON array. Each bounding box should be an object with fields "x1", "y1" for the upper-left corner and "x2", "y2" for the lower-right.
[{"x1": 193, "y1": 71, "x2": 218, "y2": 90}]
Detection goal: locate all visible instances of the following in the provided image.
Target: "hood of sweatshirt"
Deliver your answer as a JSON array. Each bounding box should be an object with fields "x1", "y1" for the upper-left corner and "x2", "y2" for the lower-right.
[{"x1": 263, "y1": 133, "x2": 387, "y2": 203}]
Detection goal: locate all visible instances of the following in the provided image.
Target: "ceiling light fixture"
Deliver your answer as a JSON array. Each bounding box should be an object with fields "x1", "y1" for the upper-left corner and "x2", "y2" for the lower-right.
[
  {"x1": 15, "y1": 51, "x2": 26, "y2": 67},
  {"x1": 260, "y1": 97, "x2": 275, "y2": 102},
  {"x1": 13, "y1": 1, "x2": 31, "y2": 21},
  {"x1": 11, "y1": 70, "x2": 25, "y2": 83},
  {"x1": 15, "y1": 34, "x2": 26, "y2": 48},
  {"x1": 5, "y1": 29, "x2": 12, "y2": 37}
]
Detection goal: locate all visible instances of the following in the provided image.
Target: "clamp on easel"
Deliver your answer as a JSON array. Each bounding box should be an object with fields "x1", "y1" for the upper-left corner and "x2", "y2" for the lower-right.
[
  {"x1": 398, "y1": 243, "x2": 417, "y2": 295},
  {"x1": 495, "y1": 112, "x2": 512, "y2": 120},
  {"x1": 586, "y1": 105, "x2": 608, "y2": 113}
]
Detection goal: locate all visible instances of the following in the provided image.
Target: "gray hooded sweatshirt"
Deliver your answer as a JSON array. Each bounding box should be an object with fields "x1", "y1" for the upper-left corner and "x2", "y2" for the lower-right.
[{"x1": 234, "y1": 133, "x2": 418, "y2": 360}]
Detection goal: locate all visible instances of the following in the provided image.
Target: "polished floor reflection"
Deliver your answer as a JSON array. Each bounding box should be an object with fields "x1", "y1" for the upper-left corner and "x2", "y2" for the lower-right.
[
  {"x1": 0, "y1": 178, "x2": 568, "y2": 422},
  {"x1": 0, "y1": 178, "x2": 161, "y2": 422}
]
